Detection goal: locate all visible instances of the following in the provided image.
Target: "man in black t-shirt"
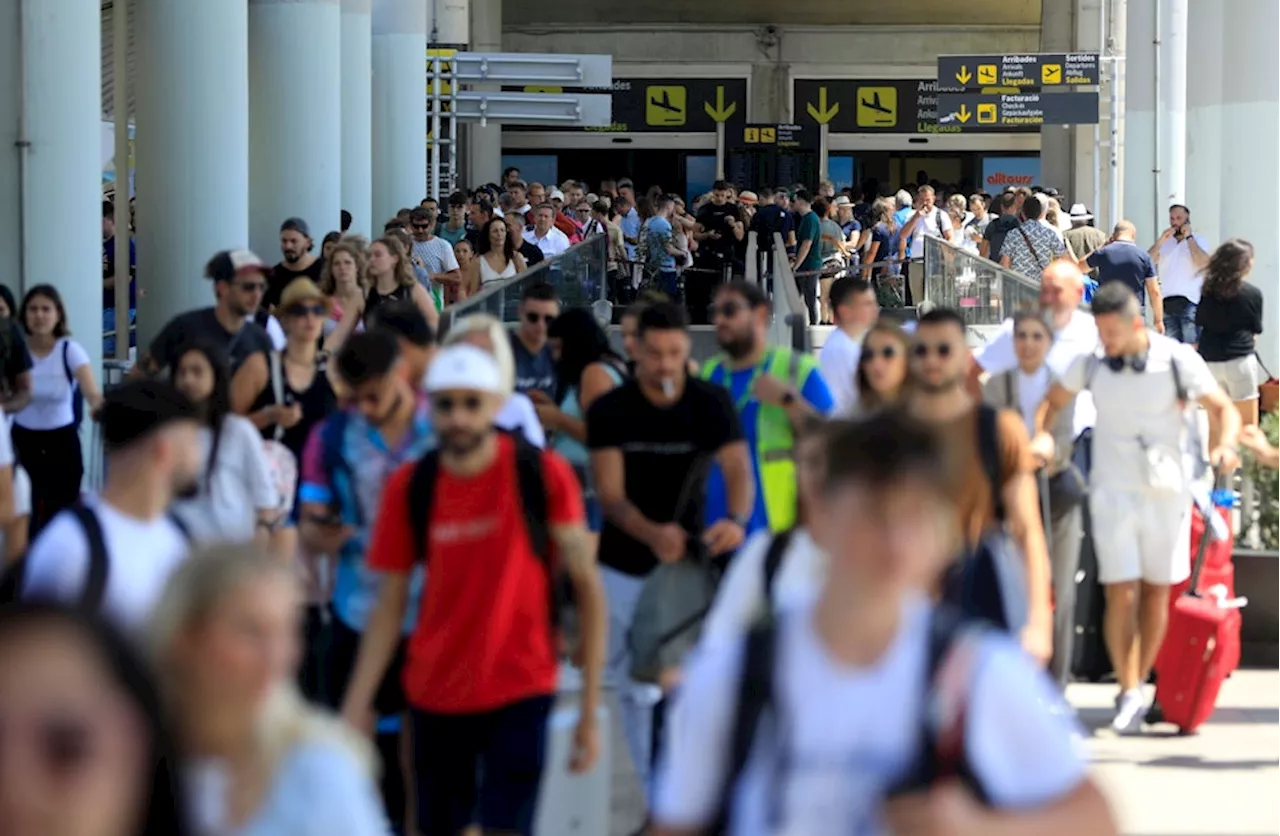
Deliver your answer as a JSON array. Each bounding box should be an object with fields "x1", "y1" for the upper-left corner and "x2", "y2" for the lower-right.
[
  {"x1": 981, "y1": 192, "x2": 1021, "y2": 263},
  {"x1": 0, "y1": 316, "x2": 33, "y2": 415},
  {"x1": 585, "y1": 301, "x2": 752, "y2": 802},
  {"x1": 138, "y1": 249, "x2": 275, "y2": 378},
  {"x1": 693, "y1": 180, "x2": 742, "y2": 270},
  {"x1": 266, "y1": 217, "x2": 324, "y2": 311}
]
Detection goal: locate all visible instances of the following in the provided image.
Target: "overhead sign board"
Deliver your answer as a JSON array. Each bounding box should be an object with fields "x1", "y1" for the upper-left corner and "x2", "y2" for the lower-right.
[
  {"x1": 728, "y1": 124, "x2": 819, "y2": 190},
  {"x1": 793, "y1": 78, "x2": 1036, "y2": 134},
  {"x1": 936, "y1": 92, "x2": 1100, "y2": 128},
  {"x1": 442, "y1": 92, "x2": 613, "y2": 126},
  {"x1": 505, "y1": 77, "x2": 746, "y2": 132},
  {"x1": 936, "y1": 53, "x2": 1101, "y2": 91},
  {"x1": 445, "y1": 52, "x2": 613, "y2": 88}
]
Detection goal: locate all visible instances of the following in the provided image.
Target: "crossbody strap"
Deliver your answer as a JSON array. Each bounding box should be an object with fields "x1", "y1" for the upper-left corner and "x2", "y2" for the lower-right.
[
  {"x1": 1015, "y1": 225, "x2": 1045, "y2": 270},
  {"x1": 269, "y1": 352, "x2": 286, "y2": 442}
]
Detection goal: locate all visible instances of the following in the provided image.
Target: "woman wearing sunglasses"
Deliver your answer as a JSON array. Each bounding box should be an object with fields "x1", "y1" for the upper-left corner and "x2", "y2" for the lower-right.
[
  {"x1": 852, "y1": 320, "x2": 913, "y2": 416},
  {"x1": 0, "y1": 602, "x2": 189, "y2": 836}
]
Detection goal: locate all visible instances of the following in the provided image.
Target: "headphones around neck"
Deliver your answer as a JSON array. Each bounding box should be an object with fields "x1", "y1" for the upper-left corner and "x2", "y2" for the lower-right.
[{"x1": 1105, "y1": 351, "x2": 1148, "y2": 373}]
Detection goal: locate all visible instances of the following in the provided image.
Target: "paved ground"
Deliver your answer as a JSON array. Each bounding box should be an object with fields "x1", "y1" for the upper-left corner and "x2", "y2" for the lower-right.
[{"x1": 596, "y1": 669, "x2": 1279, "y2": 836}]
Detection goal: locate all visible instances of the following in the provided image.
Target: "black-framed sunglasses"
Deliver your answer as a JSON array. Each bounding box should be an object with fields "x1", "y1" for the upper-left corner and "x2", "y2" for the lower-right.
[
  {"x1": 235, "y1": 281, "x2": 266, "y2": 293},
  {"x1": 286, "y1": 303, "x2": 327, "y2": 318},
  {"x1": 912, "y1": 342, "x2": 953, "y2": 359},
  {"x1": 710, "y1": 301, "x2": 744, "y2": 320},
  {"x1": 524, "y1": 312, "x2": 556, "y2": 325},
  {"x1": 860, "y1": 345, "x2": 899, "y2": 362},
  {"x1": 433, "y1": 394, "x2": 484, "y2": 414}
]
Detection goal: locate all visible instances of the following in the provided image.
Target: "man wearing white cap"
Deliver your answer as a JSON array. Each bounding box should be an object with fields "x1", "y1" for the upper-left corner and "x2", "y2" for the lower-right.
[
  {"x1": 345, "y1": 344, "x2": 606, "y2": 836},
  {"x1": 1064, "y1": 204, "x2": 1107, "y2": 274}
]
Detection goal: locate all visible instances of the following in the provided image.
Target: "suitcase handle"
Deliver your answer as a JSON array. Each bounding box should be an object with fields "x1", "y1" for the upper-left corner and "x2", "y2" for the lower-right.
[{"x1": 1185, "y1": 471, "x2": 1232, "y2": 598}]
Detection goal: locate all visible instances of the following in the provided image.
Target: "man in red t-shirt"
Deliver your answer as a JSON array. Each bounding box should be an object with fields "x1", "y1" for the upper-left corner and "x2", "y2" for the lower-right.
[{"x1": 342, "y1": 344, "x2": 606, "y2": 836}]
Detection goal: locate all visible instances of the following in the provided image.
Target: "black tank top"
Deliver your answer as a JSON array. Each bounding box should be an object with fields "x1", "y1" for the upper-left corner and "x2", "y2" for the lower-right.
[
  {"x1": 251, "y1": 353, "x2": 338, "y2": 460},
  {"x1": 363, "y1": 284, "x2": 414, "y2": 329}
]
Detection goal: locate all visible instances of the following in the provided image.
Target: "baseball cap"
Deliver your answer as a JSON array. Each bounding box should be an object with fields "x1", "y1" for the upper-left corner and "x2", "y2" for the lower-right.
[
  {"x1": 280, "y1": 217, "x2": 311, "y2": 238},
  {"x1": 98, "y1": 380, "x2": 197, "y2": 452},
  {"x1": 425, "y1": 345, "x2": 503, "y2": 395},
  {"x1": 549, "y1": 188, "x2": 565, "y2": 202},
  {"x1": 204, "y1": 249, "x2": 269, "y2": 283}
]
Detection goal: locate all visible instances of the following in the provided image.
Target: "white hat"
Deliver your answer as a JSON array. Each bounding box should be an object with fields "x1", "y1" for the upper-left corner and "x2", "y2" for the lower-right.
[
  {"x1": 1068, "y1": 203, "x2": 1093, "y2": 220},
  {"x1": 549, "y1": 188, "x2": 565, "y2": 201},
  {"x1": 425, "y1": 344, "x2": 504, "y2": 395},
  {"x1": 833, "y1": 195, "x2": 852, "y2": 207}
]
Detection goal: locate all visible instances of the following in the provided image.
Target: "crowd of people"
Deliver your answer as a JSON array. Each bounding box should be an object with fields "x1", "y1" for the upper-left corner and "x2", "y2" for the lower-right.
[{"x1": 0, "y1": 159, "x2": 1273, "y2": 836}]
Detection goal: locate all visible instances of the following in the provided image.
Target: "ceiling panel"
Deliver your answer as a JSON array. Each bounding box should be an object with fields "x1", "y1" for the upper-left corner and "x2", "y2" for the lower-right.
[{"x1": 504, "y1": 0, "x2": 1041, "y2": 27}]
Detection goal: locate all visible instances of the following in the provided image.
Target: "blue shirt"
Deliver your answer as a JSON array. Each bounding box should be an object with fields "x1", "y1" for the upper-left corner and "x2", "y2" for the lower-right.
[
  {"x1": 510, "y1": 332, "x2": 557, "y2": 400},
  {"x1": 620, "y1": 207, "x2": 641, "y2": 260},
  {"x1": 298, "y1": 400, "x2": 434, "y2": 634},
  {"x1": 646, "y1": 215, "x2": 676, "y2": 271},
  {"x1": 703, "y1": 355, "x2": 835, "y2": 535},
  {"x1": 891, "y1": 206, "x2": 914, "y2": 261},
  {"x1": 1087, "y1": 241, "x2": 1156, "y2": 306}
]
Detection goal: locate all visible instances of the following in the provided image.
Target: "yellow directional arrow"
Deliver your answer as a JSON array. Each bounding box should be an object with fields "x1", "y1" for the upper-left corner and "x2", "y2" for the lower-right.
[
  {"x1": 956, "y1": 104, "x2": 971, "y2": 123},
  {"x1": 704, "y1": 86, "x2": 738, "y2": 123},
  {"x1": 806, "y1": 86, "x2": 840, "y2": 124},
  {"x1": 955, "y1": 66, "x2": 973, "y2": 86}
]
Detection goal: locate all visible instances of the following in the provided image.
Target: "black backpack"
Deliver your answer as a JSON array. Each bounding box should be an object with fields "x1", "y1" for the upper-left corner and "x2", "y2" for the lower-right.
[
  {"x1": 0, "y1": 506, "x2": 192, "y2": 610},
  {"x1": 761, "y1": 528, "x2": 794, "y2": 604},
  {"x1": 406, "y1": 434, "x2": 564, "y2": 639},
  {"x1": 709, "y1": 605, "x2": 990, "y2": 832},
  {"x1": 62, "y1": 341, "x2": 84, "y2": 429}
]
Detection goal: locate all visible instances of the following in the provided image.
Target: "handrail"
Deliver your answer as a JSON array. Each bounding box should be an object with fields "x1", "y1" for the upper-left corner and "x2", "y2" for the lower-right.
[{"x1": 921, "y1": 235, "x2": 1045, "y2": 325}]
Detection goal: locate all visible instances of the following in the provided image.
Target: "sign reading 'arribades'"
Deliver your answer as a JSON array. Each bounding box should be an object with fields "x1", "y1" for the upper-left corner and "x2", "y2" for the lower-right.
[{"x1": 792, "y1": 78, "x2": 1036, "y2": 134}]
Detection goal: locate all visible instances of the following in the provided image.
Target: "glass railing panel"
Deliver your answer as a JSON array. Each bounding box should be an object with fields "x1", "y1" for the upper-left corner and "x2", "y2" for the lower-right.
[{"x1": 922, "y1": 235, "x2": 1044, "y2": 326}]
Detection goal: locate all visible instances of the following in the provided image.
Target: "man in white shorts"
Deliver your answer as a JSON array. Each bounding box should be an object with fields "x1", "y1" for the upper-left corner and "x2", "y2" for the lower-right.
[{"x1": 1038, "y1": 282, "x2": 1240, "y2": 733}]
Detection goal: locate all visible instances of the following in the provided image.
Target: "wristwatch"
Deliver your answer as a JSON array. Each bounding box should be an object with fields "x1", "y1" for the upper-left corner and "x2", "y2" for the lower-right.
[
  {"x1": 781, "y1": 390, "x2": 797, "y2": 406},
  {"x1": 731, "y1": 513, "x2": 751, "y2": 529}
]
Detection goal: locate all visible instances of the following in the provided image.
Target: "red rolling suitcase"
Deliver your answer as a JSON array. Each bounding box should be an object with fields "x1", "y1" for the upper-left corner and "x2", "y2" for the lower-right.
[
  {"x1": 1153, "y1": 489, "x2": 1245, "y2": 735},
  {"x1": 1160, "y1": 499, "x2": 1240, "y2": 675}
]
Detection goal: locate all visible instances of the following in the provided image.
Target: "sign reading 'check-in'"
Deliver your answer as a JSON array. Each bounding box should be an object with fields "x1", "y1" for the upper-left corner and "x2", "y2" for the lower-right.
[{"x1": 936, "y1": 53, "x2": 1101, "y2": 92}]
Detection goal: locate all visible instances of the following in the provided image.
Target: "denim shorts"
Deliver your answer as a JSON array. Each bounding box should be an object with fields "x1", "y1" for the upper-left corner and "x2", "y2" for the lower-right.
[{"x1": 411, "y1": 695, "x2": 554, "y2": 836}]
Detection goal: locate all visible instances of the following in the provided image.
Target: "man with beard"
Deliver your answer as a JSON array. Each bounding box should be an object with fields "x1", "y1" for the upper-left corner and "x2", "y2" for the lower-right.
[
  {"x1": 700, "y1": 281, "x2": 834, "y2": 539},
  {"x1": 587, "y1": 301, "x2": 752, "y2": 810},
  {"x1": 266, "y1": 217, "x2": 324, "y2": 311},
  {"x1": 20, "y1": 380, "x2": 201, "y2": 630},
  {"x1": 297, "y1": 330, "x2": 434, "y2": 830},
  {"x1": 907, "y1": 307, "x2": 1053, "y2": 664},
  {"x1": 139, "y1": 249, "x2": 276, "y2": 377},
  {"x1": 346, "y1": 344, "x2": 607, "y2": 836}
]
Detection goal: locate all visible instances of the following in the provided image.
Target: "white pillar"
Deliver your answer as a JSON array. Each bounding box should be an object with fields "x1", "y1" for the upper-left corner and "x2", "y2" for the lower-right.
[
  {"x1": 249, "y1": 0, "x2": 342, "y2": 260},
  {"x1": 466, "y1": 0, "x2": 502, "y2": 187},
  {"x1": 1183, "y1": 0, "x2": 1223, "y2": 245},
  {"x1": 135, "y1": 0, "x2": 249, "y2": 345},
  {"x1": 371, "y1": 0, "x2": 427, "y2": 224},
  {"x1": 341, "y1": 0, "x2": 373, "y2": 239},
  {"x1": 1218, "y1": 0, "x2": 1280, "y2": 373},
  {"x1": 1122, "y1": 0, "x2": 1156, "y2": 239},
  {"x1": 1155, "y1": 0, "x2": 1188, "y2": 217},
  {"x1": 21, "y1": 1, "x2": 103, "y2": 378}
]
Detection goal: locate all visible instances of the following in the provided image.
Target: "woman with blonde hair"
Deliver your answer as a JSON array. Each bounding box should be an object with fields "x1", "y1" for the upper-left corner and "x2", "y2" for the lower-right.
[
  {"x1": 319, "y1": 241, "x2": 368, "y2": 350},
  {"x1": 331, "y1": 237, "x2": 437, "y2": 345},
  {"x1": 150, "y1": 544, "x2": 386, "y2": 835},
  {"x1": 441, "y1": 313, "x2": 545, "y2": 447}
]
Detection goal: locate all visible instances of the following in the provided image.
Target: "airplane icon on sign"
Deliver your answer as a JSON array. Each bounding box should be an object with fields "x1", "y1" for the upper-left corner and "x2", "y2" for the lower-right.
[
  {"x1": 650, "y1": 91, "x2": 681, "y2": 113},
  {"x1": 860, "y1": 91, "x2": 892, "y2": 115}
]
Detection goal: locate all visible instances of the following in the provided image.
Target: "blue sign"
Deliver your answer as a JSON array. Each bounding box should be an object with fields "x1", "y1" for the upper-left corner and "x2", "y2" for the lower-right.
[{"x1": 980, "y1": 156, "x2": 1040, "y2": 192}]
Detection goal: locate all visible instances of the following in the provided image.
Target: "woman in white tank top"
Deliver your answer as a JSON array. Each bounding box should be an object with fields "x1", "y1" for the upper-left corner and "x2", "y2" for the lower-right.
[{"x1": 466, "y1": 216, "x2": 527, "y2": 295}]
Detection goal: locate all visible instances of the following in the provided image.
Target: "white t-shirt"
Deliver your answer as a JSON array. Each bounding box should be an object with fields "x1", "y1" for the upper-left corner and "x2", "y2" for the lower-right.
[
  {"x1": 22, "y1": 499, "x2": 190, "y2": 631},
  {"x1": 524, "y1": 227, "x2": 571, "y2": 259},
  {"x1": 1157, "y1": 234, "x2": 1211, "y2": 303},
  {"x1": 1016, "y1": 367, "x2": 1052, "y2": 434},
  {"x1": 1058, "y1": 332, "x2": 1218, "y2": 493},
  {"x1": 701, "y1": 529, "x2": 825, "y2": 646},
  {"x1": 14, "y1": 338, "x2": 90, "y2": 430},
  {"x1": 493, "y1": 392, "x2": 546, "y2": 448},
  {"x1": 818, "y1": 328, "x2": 862, "y2": 417},
  {"x1": 907, "y1": 208, "x2": 953, "y2": 259},
  {"x1": 171, "y1": 415, "x2": 279, "y2": 545},
  {"x1": 977, "y1": 309, "x2": 1099, "y2": 438},
  {"x1": 655, "y1": 597, "x2": 1087, "y2": 835},
  {"x1": 411, "y1": 237, "x2": 460, "y2": 277},
  {"x1": 0, "y1": 407, "x2": 12, "y2": 467}
]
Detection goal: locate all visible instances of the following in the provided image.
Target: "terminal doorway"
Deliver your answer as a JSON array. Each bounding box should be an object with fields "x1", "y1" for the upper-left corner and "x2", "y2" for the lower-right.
[{"x1": 502, "y1": 147, "x2": 716, "y2": 203}]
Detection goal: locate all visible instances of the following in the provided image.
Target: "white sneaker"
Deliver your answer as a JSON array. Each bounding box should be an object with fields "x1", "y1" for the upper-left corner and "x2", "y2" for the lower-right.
[{"x1": 1111, "y1": 688, "x2": 1147, "y2": 734}]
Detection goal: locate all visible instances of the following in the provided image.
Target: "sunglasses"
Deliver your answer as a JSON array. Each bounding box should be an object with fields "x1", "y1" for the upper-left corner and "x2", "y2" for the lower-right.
[
  {"x1": 412, "y1": 223, "x2": 433, "y2": 230},
  {"x1": 433, "y1": 394, "x2": 484, "y2": 414},
  {"x1": 711, "y1": 301, "x2": 744, "y2": 319},
  {"x1": 1014, "y1": 330, "x2": 1047, "y2": 342},
  {"x1": 912, "y1": 342, "x2": 954, "y2": 359},
  {"x1": 235, "y1": 281, "x2": 266, "y2": 293},
  {"x1": 860, "y1": 345, "x2": 899, "y2": 362},
  {"x1": 524, "y1": 312, "x2": 556, "y2": 325},
  {"x1": 286, "y1": 303, "x2": 327, "y2": 318}
]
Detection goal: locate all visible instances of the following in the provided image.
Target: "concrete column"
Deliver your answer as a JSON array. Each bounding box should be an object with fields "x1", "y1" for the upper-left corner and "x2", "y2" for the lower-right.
[
  {"x1": 466, "y1": 0, "x2": 502, "y2": 187},
  {"x1": 371, "y1": 0, "x2": 427, "y2": 224},
  {"x1": 1183, "y1": 0, "x2": 1223, "y2": 244},
  {"x1": 1218, "y1": 0, "x2": 1279, "y2": 372},
  {"x1": 341, "y1": 0, "x2": 373, "y2": 239},
  {"x1": 135, "y1": 0, "x2": 249, "y2": 345},
  {"x1": 249, "y1": 0, "x2": 342, "y2": 259},
  {"x1": 16, "y1": 0, "x2": 103, "y2": 378},
  {"x1": 1125, "y1": 0, "x2": 1188, "y2": 241},
  {"x1": 750, "y1": 62, "x2": 789, "y2": 124},
  {"x1": 1101, "y1": 0, "x2": 1126, "y2": 231},
  {"x1": 1038, "y1": 0, "x2": 1075, "y2": 197}
]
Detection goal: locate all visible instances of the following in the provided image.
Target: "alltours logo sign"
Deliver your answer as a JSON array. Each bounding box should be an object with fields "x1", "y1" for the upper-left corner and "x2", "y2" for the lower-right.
[{"x1": 981, "y1": 157, "x2": 1041, "y2": 190}]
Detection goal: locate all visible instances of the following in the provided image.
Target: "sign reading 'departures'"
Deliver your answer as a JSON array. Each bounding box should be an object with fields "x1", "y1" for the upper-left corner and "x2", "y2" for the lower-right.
[
  {"x1": 792, "y1": 78, "x2": 1036, "y2": 134},
  {"x1": 936, "y1": 92, "x2": 1100, "y2": 128},
  {"x1": 936, "y1": 53, "x2": 1101, "y2": 91},
  {"x1": 504, "y1": 78, "x2": 746, "y2": 132}
]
